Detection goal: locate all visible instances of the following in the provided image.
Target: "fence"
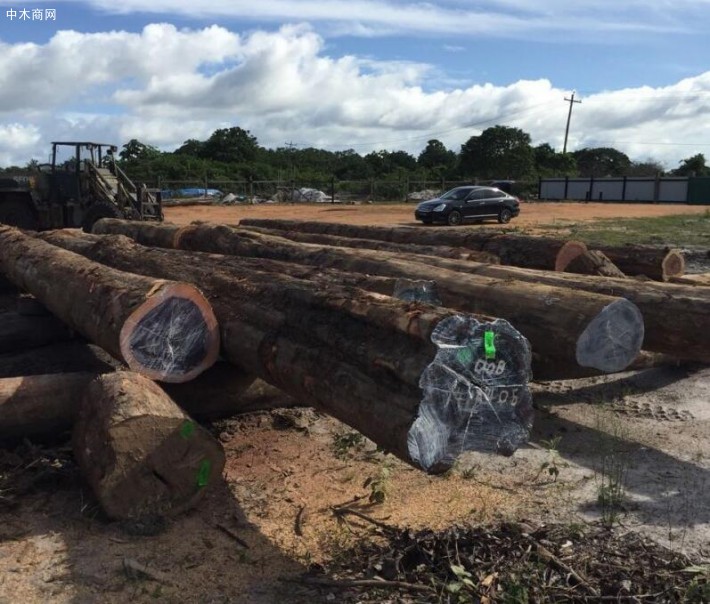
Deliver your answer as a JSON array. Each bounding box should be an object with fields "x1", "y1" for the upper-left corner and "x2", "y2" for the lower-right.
[
  {"x1": 150, "y1": 178, "x2": 537, "y2": 203},
  {"x1": 538, "y1": 176, "x2": 710, "y2": 204}
]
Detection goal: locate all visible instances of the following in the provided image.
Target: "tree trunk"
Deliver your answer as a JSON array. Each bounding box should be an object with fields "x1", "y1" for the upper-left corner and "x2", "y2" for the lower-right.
[
  {"x1": 240, "y1": 225, "x2": 500, "y2": 263},
  {"x1": 45, "y1": 228, "x2": 645, "y2": 377},
  {"x1": 0, "y1": 311, "x2": 74, "y2": 354},
  {"x1": 0, "y1": 226, "x2": 219, "y2": 383},
  {"x1": 0, "y1": 368, "x2": 297, "y2": 442},
  {"x1": 0, "y1": 342, "x2": 120, "y2": 379},
  {"x1": 40, "y1": 231, "x2": 535, "y2": 473},
  {"x1": 669, "y1": 272, "x2": 710, "y2": 286},
  {"x1": 554, "y1": 241, "x2": 589, "y2": 271},
  {"x1": 93, "y1": 219, "x2": 182, "y2": 249},
  {"x1": 73, "y1": 372, "x2": 226, "y2": 521},
  {"x1": 565, "y1": 250, "x2": 626, "y2": 278},
  {"x1": 237, "y1": 218, "x2": 686, "y2": 280}
]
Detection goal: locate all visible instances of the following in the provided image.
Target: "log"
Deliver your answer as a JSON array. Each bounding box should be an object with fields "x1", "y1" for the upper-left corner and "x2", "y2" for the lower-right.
[
  {"x1": 239, "y1": 225, "x2": 500, "y2": 264},
  {"x1": 41, "y1": 231, "x2": 536, "y2": 472},
  {"x1": 0, "y1": 342, "x2": 120, "y2": 378},
  {"x1": 0, "y1": 226, "x2": 219, "y2": 383},
  {"x1": 669, "y1": 272, "x2": 710, "y2": 286},
  {"x1": 46, "y1": 227, "x2": 645, "y2": 377},
  {"x1": 554, "y1": 241, "x2": 589, "y2": 272},
  {"x1": 237, "y1": 218, "x2": 686, "y2": 281},
  {"x1": 0, "y1": 367, "x2": 296, "y2": 441},
  {"x1": 93, "y1": 219, "x2": 183, "y2": 249},
  {"x1": 89, "y1": 222, "x2": 704, "y2": 365},
  {"x1": 0, "y1": 311, "x2": 74, "y2": 353},
  {"x1": 73, "y1": 372, "x2": 226, "y2": 520},
  {"x1": 565, "y1": 250, "x2": 626, "y2": 278}
]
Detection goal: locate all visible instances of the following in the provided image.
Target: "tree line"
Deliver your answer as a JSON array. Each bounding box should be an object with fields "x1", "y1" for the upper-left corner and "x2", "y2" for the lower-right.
[{"x1": 3, "y1": 125, "x2": 709, "y2": 184}]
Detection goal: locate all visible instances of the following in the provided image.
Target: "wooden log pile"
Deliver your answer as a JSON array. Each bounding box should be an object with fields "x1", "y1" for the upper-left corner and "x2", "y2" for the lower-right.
[{"x1": 1, "y1": 215, "x2": 705, "y2": 524}]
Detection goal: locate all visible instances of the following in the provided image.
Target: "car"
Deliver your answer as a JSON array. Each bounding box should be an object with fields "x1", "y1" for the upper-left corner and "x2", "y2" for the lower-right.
[{"x1": 414, "y1": 185, "x2": 520, "y2": 226}]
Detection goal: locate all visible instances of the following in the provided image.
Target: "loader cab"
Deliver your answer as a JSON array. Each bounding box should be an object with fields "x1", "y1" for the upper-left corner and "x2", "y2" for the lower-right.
[{"x1": 44, "y1": 141, "x2": 118, "y2": 227}]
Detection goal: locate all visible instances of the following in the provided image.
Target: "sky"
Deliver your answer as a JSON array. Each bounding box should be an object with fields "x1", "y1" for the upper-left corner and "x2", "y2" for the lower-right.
[{"x1": 0, "y1": 0, "x2": 709, "y2": 169}]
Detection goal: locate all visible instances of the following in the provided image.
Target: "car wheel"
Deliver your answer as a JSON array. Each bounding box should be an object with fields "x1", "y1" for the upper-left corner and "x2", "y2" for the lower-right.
[
  {"x1": 498, "y1": 208, "x2": 512, "y2": 224},
  {"x1": 447, "y1": 210, "x2": 463, "y2": 226}
]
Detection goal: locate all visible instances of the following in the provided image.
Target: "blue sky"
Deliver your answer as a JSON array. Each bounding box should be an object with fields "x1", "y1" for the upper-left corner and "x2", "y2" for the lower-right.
[{"x1": 1, "y1": 0, "x2": 709, "y2": 167}]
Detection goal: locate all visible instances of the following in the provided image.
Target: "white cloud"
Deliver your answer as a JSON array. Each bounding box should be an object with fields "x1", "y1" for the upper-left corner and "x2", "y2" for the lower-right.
[{"x1": 1, "y1": 24, "x2": 709, "y2": 168}]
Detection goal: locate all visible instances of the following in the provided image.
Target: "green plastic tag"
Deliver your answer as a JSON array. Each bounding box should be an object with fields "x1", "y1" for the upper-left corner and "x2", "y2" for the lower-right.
[
  {"x1": 197, "y1": 459, "x2": 211, "y2": 488},
  {"x1": 180, "y1": 420, "x2": 195, "y2": 439},
  {"x1": 484, "y1": 330, "x2": 496, "y2": 360}
]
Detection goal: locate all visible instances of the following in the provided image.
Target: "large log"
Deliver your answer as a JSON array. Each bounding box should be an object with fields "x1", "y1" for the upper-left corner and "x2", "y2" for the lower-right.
[
  {"x1": 238, "y1": 218, "x2": 685, "y2": 280},
  {"x1": 239, "y1": 224, "x2": 500, "y2": 264},
  {"x1": 91, "y1": 221, "x2": 705, "y2": 365},
  {"x1": 49, "y1": 227, "x2": 644, "y2": 377},
  {"x1": 73, "y1": 372, "x2": 226, "y2": 520},
  {"x1": 0, "y1": 342, "x2": 120, "y2": 378},
  {"x1": 0, "y1": 226, "x2": 219, "y2": 382},
  {"x1": 0, "y1": 367, "x2": 295, "y2": 442},
  {"x1": 670, "y1": 272, "x2": 710, "y2": 286},
  {"x1": 41, "y1": 231, "x2": 535, "y2": 473},
  {"x1": 565, "y1": 250, "x2": 626, "y2": 278},
  {"x1": 0, "y1": 311, "x2": 74, "y2": 353}
]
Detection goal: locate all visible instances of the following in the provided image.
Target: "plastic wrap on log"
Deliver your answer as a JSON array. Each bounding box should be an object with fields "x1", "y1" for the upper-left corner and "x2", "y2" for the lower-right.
[
  {"x1": 39, "y1": 231, "x2": 536, "y2": 472},
  {"x1": 73, "y1": 372, "x2": 225, "y2": 520},
  {"x1": 0, "y1": 226, "x2": 219, "y2": 382}
]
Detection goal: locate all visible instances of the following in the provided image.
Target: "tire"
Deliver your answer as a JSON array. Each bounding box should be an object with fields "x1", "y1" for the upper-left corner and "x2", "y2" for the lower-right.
[
  {"x1": 447, "y1": 210, "x2": 463, "y2": 226},
  {"x1": 0, "y1": 199, "x2": 38, "y2": 230},
  {"x1": 498, "y1": 208, "x2": 513, "y2": 224},
  {"x1": 81, "y1": 201, "x2": 123, "y2": 233}
]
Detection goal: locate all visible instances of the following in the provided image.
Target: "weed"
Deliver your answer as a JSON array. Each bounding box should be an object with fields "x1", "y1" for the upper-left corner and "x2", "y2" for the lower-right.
[
  {"x1": 594, "y1": 410, "x2": 629, "y2": 527},
  {"x1": 331, "y1": 429, "x2": 365, "y2": 460},
  {"x1": 533, "y1": 435, "x2": 563, "y2": 483},
  {"x1": 363, "y1": 460, "x2": 393, "y2": 504},
  {"x1": 446, "y1": 563, "x2": 477, "y2": 602}
]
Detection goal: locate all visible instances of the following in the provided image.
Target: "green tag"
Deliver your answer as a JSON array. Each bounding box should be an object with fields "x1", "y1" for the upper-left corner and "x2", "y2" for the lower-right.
[
  {"x1": 456, "y1": 347, "x2": 473, "y2": 365},
  {"x1": 197, "y1": 459, "x2": 211, "y2": 488},
  {"x1": 484, "y1": 331, "x2": 496, "y2": 360},
  {"x1": 180, "y1": 420, "x2": 195, "y2": 439}
]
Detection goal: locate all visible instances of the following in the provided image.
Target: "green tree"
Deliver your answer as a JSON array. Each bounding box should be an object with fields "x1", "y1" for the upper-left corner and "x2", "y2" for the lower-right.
[
  {"x1": 572, "y1": 147, "x2": 631, "y2": 177},
  {"x1": 626, "y1": 160, "x2": 665, "y2": 177},
  {"x1": 671, "y1": 153, "x2": 710, "y2": 177},
  {"x1": 174, "y1": 138, "x2": 206, "y2": 157},
  {"x1": 533, "y1": 143, "x2": 577, "y2": 177},
  {"x1": 119, "y1": 139, "x2": 161, "y2": 162},
  {"x1": 458, "y1": 125, "x2": 535, "y2": 180},
  {"x1": 201, "y1": 127, "x2": 259, "y2": 163},
  {"x1": 418, "y1": 139, "x2": 457, "y2": 175}
]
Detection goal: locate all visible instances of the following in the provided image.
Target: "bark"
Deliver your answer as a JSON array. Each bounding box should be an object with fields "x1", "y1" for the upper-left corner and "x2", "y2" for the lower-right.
[
  {"x1": 93, "y1": 219, "x2": 183, "y2": 249},
  {"x1": 73, "y1": 372, "x2": 226, "y2": 520},
  {"x1": 237, "y1": 218, "x2": 686, "y2": 280},
  {"x1": 0, "y1": 366, "x2": 296, "y2": 441},
  {"x1": 89, "y1": 222, "x2": 702, "y2": 365},
  {"x1": 0, "y1": 226, "x2": 219, "y2": 383},
  {"x1": 669, "y1": 273, "x2": 710, "y2": 286},
  {"x1": 565, "y1": 250, "x2": 626, "y2": 278},
  {"x1": 41, "y1": 230, "x2": 535, "y2": 473},
  {"x1": 0, "y1": 342, "x2": 120, "y2": 379},
  {"x1": 240, "y1": 225, "x2": 500, "y2": 264},
  {"x1": 0, "y1": 311, "x2": 74, "y2": 353},
  {"x1": 17, "y1": 294, "x2": 51, "y2": 316}
]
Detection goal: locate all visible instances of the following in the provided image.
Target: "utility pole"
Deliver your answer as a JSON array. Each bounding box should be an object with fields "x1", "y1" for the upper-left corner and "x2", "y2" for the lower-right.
[
  {"x1": 563, "y1": 91, "x2": 581, "y2": 154},
  {"x1": 285, "y1": 141, "x2": 297, "y2": 187}
]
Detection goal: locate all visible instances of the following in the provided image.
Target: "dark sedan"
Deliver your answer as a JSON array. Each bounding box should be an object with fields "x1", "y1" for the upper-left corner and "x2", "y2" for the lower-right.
[{"x1": 414, "y1": 186, "x2": 520, "y2": 226}]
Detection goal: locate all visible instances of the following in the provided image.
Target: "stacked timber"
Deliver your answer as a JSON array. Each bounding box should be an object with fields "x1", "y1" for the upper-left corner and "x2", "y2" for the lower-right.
[
  {"x1": 81, "y1": 223, "x2": 647, "y2": 376},
  {"x1": 0, "y1": 226, "x2": 220, "y2": 383},
  {"x1": 87, "y1": 220, "x2": 707, "y2": 366},
  {"x1": 236, "y1": 218, "x2": 686, "y2": 281},
  {"x1": 42, "y1": 230, "x2": 539, "y2": 473}
]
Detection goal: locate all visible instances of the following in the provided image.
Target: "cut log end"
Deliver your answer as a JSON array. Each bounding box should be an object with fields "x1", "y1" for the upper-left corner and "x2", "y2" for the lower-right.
[
  {"x1": 74, "y1": 372, "x2": 225, "y2": 521},
  {"x1": 661, "y1": 249, "x2": 685, "y2": 281},
  {"x1": 554, "y1": 240, "x2": 589, "y2": 271},
  {"x1": 407, "y1": 315, "x2": 533, "y2": 473},
  {"x1": 575, "y1": 298, "x2": 644, "y2": 373},
  {"x1": 120, "y1": 283, "x2": 220, "y2": 383}
]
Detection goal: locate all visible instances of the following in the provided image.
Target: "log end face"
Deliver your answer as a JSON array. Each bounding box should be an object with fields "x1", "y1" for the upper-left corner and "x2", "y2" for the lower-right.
[
  {"x1": 120, "y1": 283, "x2": 220, "y2": 383},
  {"x1": 555, "y1": 241, "x2": 589, "y2": 272},
  {"x1": 407, "y1": 315, "x2": 533, "y2": 474},
  {"x1": 576, "y1": 298, "x2": 644, "y2": 373},
  {"x1": 662, "y1": 249, "x2": 686, "y2": 281}
]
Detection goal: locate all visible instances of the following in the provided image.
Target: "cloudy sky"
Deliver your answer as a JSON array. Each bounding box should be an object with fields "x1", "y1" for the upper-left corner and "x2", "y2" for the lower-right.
[{"x1": 0, "y1": 0, "x2": 709, "y2": 168}]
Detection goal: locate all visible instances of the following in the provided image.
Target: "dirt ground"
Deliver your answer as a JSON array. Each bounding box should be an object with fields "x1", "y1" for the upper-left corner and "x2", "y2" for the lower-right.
[
  {"x1": 1, "y1": 204, "x2": 709, "y2": 603},
  {"x1": 163, "y1": 200, "x2": 710, "y2": 229}
]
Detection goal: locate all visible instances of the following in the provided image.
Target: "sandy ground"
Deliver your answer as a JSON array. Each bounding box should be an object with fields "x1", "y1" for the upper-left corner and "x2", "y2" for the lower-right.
[
  {"x1": 0, "y1": 204, "x2": 708, "y2": 603},
  {"x1": 163, "y1": 200, "x2": 710, "y2": 228}
]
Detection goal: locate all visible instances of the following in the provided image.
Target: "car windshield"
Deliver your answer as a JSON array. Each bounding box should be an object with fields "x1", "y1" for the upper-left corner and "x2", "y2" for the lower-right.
[{"x1": 439, "y1": 187, "x2": 473, "y2": 201}]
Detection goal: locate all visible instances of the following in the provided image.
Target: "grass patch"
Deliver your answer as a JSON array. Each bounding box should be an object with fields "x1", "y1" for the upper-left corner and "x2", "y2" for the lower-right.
[{"x1": 541, "y1": 211, "x2": 710, "y2": 248}]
